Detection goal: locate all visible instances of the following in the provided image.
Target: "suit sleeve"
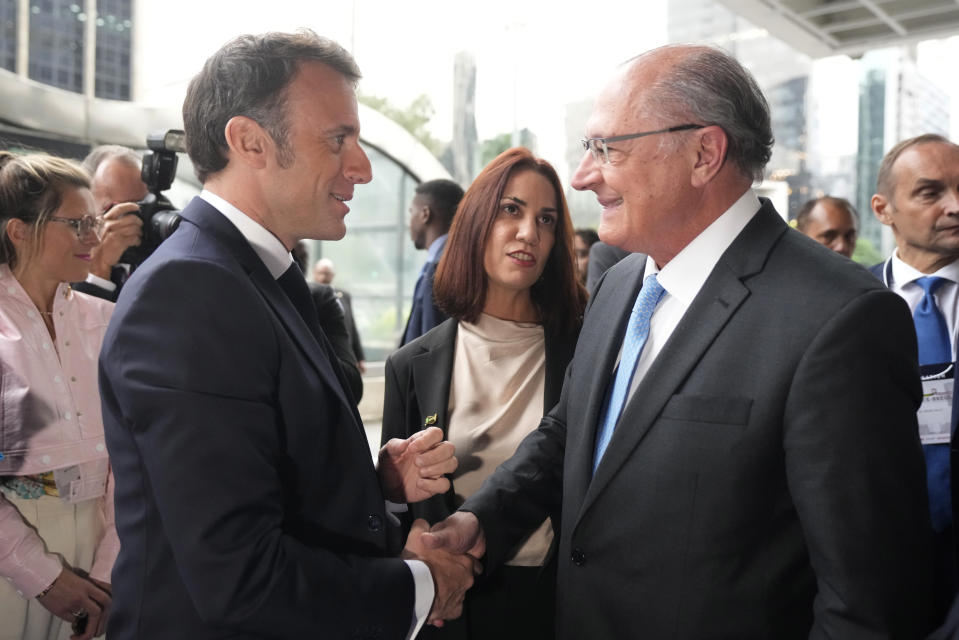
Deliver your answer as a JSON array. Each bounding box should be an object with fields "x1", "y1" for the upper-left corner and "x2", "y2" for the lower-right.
[
  {"x1": 101, "y1": 260, "x2": 413, "y2": 637},
  {"x1": 783, "y1": 288, "x2": 933, "y2": 638},
  {"x1": 460, "y1": 368, "x2": 569, "y2": 570},
  {"x1": 459, "y1": 279, "x2": 606, "y2": 570},
  {"x1": 419, "y1": 264, "x2": 447, "y2": 337},
  {"x1": 381, "y1": 353, "x2": 417, "y2": 546},
  {"x1": 342, "y1": 292, "x2": 365, "y2": 362}
]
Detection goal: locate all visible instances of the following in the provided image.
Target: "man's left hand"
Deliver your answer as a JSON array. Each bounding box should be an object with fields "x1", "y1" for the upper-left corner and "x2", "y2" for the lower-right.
[{"x1": 378, "y1": 427, "x2": 456, "y2": 503}]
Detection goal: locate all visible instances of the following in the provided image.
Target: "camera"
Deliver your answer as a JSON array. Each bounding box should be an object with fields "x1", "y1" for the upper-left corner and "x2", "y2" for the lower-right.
[{"x1": 120, "y1": 129, "x2": 184, "y2": 266}]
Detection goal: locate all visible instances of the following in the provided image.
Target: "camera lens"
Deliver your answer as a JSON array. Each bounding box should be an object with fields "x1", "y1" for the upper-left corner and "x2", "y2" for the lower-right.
[{"x1": 151, "y1": 210, "x2": 181, "y2": 241}]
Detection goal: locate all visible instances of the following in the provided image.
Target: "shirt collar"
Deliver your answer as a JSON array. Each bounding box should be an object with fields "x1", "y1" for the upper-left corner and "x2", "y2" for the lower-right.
[
  {"x1": 653, "y1": 189, "x2": 761, "y2": 306},
  {"x1": 199, "y1": 190, "x2": 292, "y2": 279},
  {"x1": 889, "y1": 250, "x2": 959, "y2": 289},
  {"x1": 0, "y1": 264, "x2": 74, "y2": 308},
  {"x1": 427, "y1": 234, "x2": 448, "y2": 262}
]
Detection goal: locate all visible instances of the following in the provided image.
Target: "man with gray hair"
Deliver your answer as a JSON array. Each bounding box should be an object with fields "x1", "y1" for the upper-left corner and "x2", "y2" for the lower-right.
[
  {"x1": 426, "y1": 44, "x2": 933, "y2": 638},
  {"x1": 73, "y1": 145, "x2": 146, "y2": 301}
]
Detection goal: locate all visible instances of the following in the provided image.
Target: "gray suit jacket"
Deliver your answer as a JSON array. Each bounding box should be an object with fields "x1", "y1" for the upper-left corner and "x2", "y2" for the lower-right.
[{"x1": 464, "y1": 200, "x2": 934, "y2": 639}]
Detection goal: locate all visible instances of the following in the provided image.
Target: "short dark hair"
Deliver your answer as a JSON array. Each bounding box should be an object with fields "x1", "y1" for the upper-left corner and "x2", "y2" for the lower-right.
[
  {"x1": 876, "y1": 134, "x2": 956, "y2": 199},
  {"x1": 0, "y1": 151, "x2": 90, "y2": 269},
  {"x1": 641, "y1": 45, "x2": 773, "y2": 182},
  {"x1": 575, "y1": 228, "x2": 600, "y2": 248},
  {"x1": 183, "y1": 30, "x2": 360, "y2": 183},
  {"x1": 415, "y1": 179, "x2": 464, "y2": 230},
  {"x1": 433, "y1": 148, "x2": 587, "y2": 337},
  {"x1": 795, "y1": 196, "x2": 858, "y2": 232}
]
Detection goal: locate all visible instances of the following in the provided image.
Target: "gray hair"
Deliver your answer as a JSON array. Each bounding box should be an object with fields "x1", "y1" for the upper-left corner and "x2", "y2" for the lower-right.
[
  {"x1": 639, "y1": 45, "x2": 773, "y2": 182},
  {"x1": 81, "y1": 144, "x2": 141, "y2": 177},
  {"x1": 182, "y1": 29, "x2": 360, "y2": 183}
]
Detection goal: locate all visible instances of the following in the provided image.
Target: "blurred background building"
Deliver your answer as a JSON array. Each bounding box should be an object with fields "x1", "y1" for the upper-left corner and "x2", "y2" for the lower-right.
[{"x1": 2, "y1": 0, "x2": 959, "y2": 368}]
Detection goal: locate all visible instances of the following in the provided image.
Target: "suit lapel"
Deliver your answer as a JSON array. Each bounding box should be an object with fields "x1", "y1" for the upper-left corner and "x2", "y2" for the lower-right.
[
  {"x1": 179, "y1": 199, "x2": 355, "y2": 413},
  {"x1": 410, "y1": 321, "x2": 457, "y2": 436},
  {"x1": 564, "y1": 254, "x2": 649, "y2": 508},
  {"x1": 578, "y1": 203, "x2": 787, "y2": 516}
]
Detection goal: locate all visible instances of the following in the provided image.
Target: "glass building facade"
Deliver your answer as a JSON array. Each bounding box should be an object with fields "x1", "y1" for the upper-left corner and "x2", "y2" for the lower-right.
[
  {"x1": 94, "y1": 0, "x2": 131, "y2": 99},
  {"x1": 4, "y1": 0, "x2": 132, "y2": 99},
  {"x1": 303, "y1": 144, "x2": 425, "y2": 361},
  {"x1": 0, "y1": 0, "x2": 16, "y2": 71},
  {"x1": 27, "y1": 0, "x2": 85, "y2": 93}
]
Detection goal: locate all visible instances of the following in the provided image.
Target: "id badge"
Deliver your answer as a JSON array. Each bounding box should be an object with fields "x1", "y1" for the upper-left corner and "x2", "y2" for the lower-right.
[
  {"x1": 52, "y1": 459, "x2": 108, "y2": 503},
  {"x1": 918, "y1": 363, "x2": 954, "y2": 445}
]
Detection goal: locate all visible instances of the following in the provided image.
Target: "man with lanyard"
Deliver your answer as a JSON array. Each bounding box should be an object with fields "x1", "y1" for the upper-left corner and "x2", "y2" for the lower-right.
[{"x1": 871, "y1": 133, "x2": 959, "y2": 624}]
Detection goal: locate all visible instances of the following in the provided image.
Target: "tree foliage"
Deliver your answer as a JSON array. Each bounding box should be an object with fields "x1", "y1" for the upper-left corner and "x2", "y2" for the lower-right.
[
  {"x1": 359, "y1": 93, "x2": 443, "y2": 156},
  {"x1": 480, "y1": 133, "x2": 512, "y2": 167}
]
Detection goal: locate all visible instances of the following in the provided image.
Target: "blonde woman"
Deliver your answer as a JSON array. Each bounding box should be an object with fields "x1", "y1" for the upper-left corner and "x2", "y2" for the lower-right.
[{"x1": 0, "y1": 152, "x2": 117, "y2": 639}]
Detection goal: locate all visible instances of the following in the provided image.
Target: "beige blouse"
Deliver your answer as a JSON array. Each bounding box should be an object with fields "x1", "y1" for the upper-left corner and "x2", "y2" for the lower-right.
[{"x1": 447, "y1": 313, "x2": 553, "y2": 566}]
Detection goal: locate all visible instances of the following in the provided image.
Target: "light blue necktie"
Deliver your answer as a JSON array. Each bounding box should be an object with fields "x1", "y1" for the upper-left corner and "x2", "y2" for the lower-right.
[
  {"x1": 913, "y1": 276, "x2": 953, "y2": 532},
  {"x1": 593, "y1": 274, "x2": 666, "y2": 473}
]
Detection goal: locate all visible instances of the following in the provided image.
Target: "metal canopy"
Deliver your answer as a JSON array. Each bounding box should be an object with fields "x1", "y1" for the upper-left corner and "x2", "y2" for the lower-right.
[{"x1": 717, "y1": 0, "x2": 959, "y2": 57}]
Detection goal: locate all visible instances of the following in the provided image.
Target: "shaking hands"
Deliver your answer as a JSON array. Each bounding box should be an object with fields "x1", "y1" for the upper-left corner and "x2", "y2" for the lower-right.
[
  {"x1": 403, "y1": 518, "x2": 483, "y2": 626},
  {"x1": 380, "y1": 428, "x2": 489, "y2": 626}
]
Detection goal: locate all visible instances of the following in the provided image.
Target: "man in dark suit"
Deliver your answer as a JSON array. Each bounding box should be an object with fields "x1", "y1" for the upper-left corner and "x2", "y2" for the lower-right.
[
  {"x1": 401, "y1": 179, "x2": 463, "y2": 346},
  {"x1": 425, "y1": 44, "x2": 933, "y2": 639},
  {"x1": 288, "y1": 246, "x2": 363, "y2": 401},
  {"x1": 314, "y1": 257, "x2": 366, "y2": 373},
  {"x1": 72, "y1": 145, "x2": 145, "y2": 301},
  {"x1": 584, "y1": 240, "x2": 629, "y2": 290},
  {"x1": 869, "y1": 134, "x2": 959, "y2": 626},
  {"x1": 99, "y1": 31, "x2": 475, "y2": 639}
]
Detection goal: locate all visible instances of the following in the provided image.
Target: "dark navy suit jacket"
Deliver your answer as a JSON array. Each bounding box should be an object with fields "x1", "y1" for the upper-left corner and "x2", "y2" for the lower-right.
[
  {"x1": 871, "y1": 260, "x2": 959, "y2": 637},
  {"x1": 401, "y1": 237, "x2": 448, "y2": 347},
  {"x1": 100, "y1": 197, "x2": 413, "y2": 639}
]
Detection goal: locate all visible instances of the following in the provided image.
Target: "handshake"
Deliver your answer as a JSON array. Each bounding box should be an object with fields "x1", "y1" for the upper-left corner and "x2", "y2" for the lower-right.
[
  {"x1": 377, "y1": 427, "x2": 487, "y2": 627},
  {"x1": 402, "y1": 513, "x2": 485, "y2": 626}
]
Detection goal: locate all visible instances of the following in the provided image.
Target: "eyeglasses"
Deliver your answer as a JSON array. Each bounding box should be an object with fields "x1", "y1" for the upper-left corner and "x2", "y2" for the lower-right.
[
  {"x1": 581, "y1": 124, "x2": 705, "y2": 164},
  {"x1": 48, "y1": 215, "x2": 102, "y2": 241}
]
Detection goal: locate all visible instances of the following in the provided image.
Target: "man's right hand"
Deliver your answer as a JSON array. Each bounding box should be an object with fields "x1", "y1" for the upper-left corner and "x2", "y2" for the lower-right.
[
  {"x1": 403, "y1": 518, "x2": 479, "y2": 626},
  {"x1": 89, "y1": 202, "x2": 142, "y2": 280},
  {"x1": 422, "y1": 511, "x2": 486, "y2": 559}
]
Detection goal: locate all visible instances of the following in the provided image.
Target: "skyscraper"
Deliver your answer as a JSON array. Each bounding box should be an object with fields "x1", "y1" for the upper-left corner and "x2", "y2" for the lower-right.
[{"x1": 856, "y1": 47, "x2": 950, "y2": 254}]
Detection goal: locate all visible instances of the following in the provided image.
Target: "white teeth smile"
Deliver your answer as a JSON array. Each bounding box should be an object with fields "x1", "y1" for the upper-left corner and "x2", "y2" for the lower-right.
[
  {"x1": 332, "y1": 194, "x2": 347, "y2": 202},
  {"x1": 510, "y1": 251, "x2": 534, "y2": 261}
]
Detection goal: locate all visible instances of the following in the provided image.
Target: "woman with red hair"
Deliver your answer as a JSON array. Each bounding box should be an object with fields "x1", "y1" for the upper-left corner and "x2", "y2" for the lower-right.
[{"x1": 382, "y1": 147, "x2": 587, "y2": 639}]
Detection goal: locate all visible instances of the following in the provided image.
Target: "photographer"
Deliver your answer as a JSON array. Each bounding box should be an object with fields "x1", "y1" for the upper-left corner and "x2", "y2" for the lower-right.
[{"x1": 74, "y1": 145, "x2": 145, "y2": 302}]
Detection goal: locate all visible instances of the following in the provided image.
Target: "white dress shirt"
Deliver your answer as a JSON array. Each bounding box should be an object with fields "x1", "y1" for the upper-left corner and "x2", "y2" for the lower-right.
[
  {"x1": 198, "y1": 191, "x2": 433, "y2": 637},
  {"x1": 626, "y1": 189, "x2": 762, "y2": 402},
  {"x1": 883, "y1": 251, "x2": 959, "y2": 360}
]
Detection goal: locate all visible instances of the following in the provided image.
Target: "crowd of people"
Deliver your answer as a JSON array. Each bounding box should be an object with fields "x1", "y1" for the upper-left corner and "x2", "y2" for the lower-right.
[{"x1": 2, "y1": 26, "x2": 959, "y2": 640}]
